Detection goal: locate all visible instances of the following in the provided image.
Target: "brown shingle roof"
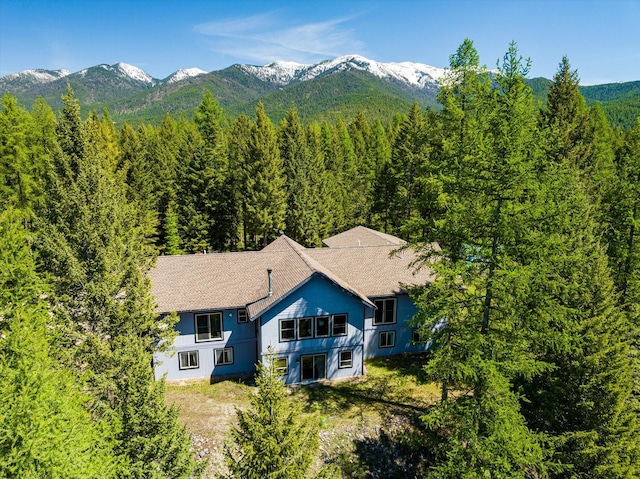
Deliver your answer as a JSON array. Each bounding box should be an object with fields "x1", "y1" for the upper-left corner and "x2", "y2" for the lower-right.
[
  {"x1": 149, "y1": 228, "x2": 434, "y2": 316},
  {"x1": 322, "y1": 226, "x2": 405, "y2": 248}
]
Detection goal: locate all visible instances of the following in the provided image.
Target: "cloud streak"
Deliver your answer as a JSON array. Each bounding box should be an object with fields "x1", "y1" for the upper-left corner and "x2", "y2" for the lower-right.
[{"x1": 194, "y1": 11, "x2": 364, "y2": 65}]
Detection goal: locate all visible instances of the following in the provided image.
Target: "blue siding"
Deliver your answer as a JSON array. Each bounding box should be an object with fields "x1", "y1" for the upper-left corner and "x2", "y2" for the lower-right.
[
  {"x1": 364, "y1": 294, "x2": 428, "y2": 359},
  {"x1": 258, "y1": 274, "x2": 370, "y2": 384},
  {"x1": 154, "y1": 309, "x2": 257, "y2": 381}
]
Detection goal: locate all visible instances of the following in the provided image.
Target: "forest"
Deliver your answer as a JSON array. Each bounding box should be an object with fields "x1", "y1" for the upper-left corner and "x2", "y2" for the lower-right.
[{"x1": 1, "y1": 39, "x2": 639, "y2": 478}]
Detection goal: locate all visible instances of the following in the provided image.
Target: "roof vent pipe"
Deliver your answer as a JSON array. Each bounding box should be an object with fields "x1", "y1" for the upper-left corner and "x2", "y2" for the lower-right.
[{"x1": 267, "y1": 268, "x2": 273, "y2": 297}]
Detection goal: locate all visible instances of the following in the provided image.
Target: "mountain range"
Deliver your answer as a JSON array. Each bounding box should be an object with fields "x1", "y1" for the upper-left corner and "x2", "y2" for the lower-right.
[{"x1": 1, "y1": 55, "x2": 638, "y2": 128}]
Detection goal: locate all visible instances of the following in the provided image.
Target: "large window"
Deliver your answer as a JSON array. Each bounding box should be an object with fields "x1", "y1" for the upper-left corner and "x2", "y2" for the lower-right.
[
  {"x1": 332, "y1": 314, "x2": 347, "y2": 336},
  {"x1": 195, "y1": 312, "x2": 223, "y2": 342},
  {"x1": 373, "y1": 298, "x2": 397, "y2": 325},
  {"x1": 178, "y1": 351, "x2": 199, "y2": 370},
  {"x1": 301, "y1": 354, "x2": 326, "y2": 381},
  {"x1": 339, "y1": 350, "x2": 353, "y2": 369},
  {"x1": 379, "y1": 330, "x2": 396, "y2": 348},
  {"x1": 215, "y1": 347, "x2": 234, "y2": 365},
  {"x1": 279, "y1": 314, "x2": 348, "y2": 341}
]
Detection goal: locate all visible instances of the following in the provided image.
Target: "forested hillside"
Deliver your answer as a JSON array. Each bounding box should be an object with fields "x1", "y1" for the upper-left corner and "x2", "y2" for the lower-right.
[{"x1": 1, "y1": 39, "x2": 639, "y2": 478}]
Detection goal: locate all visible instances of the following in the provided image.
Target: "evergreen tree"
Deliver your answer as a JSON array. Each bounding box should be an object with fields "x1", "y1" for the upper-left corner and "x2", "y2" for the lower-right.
[
  {"x1": 244, "y1": 103, "x2": 286, "y2": 248},
  {"x1": 279, "y1": 104, "x2": 321, "y2": 246},
  {"x1": 224, "y1": 352, "x2": 336, "y2": 479},
  {"x1": 412, "y1": 41, "x2": 550, "y2": 478},
  {"x1": 227, "y1": 114, "x2": 253, "y2": 249},
  {"x1": 37, "y1": 88, "x2": 203, "y2": 477},
  {"x1": 0, "y1": 208, "x2": 115, "y2": 478},
  {"x1": 0, "y1": 93, "x2": 41, "y2": 212}
]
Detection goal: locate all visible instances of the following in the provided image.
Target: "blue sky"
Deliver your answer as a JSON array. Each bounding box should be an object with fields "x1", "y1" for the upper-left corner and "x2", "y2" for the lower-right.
[{"x1": 1, "y1": 0, "x2": 639, "y2": 85}]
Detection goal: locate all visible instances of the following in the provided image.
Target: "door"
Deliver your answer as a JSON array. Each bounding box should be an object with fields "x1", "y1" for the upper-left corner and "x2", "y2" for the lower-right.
[{"x1": 301, "y1": 354, "x2": 326, "y2": 381}]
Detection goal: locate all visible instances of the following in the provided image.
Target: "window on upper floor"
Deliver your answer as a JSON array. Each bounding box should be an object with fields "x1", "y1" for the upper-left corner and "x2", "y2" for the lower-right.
[
  {"x1": 280, "y1": 319, "x2": 296, "y2": 341},
  {"x1": 195, "y1": 312, "x2": 223, "y2": 342},
  {"x1": 379, "y1": 330, "x2": 396, "y2": 348},
  {"x1": 279, "y1": 314, "x2": 348, "y2": 341},
  {"x1": 237, "y1": 308, "x2": 248, "y2": 323},
  {"x1": 178, "y1": 350, "x2": 199, "y2": 369},
  {"x1": 298, "y1": 317, "x2": 313, "y2": 339},
  {"x1": 215, "y1": 347, "x2": 234, "y2": 366},
  {"x1": 315, "y1": 316, "x2": 330, "y2": 337},
  {"x1": 373, "y1": 298, "x2": 397, "y2": 325},
  {"x1": 332, "y1": 314, "x2": 347, "y2": 336},
  {"x1": 339, "y1": 350, "x2": 353, "y2": 369}
]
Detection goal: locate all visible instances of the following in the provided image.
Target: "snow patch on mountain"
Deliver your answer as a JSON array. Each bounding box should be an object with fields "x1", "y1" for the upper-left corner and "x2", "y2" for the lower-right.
[
  {"x1": 164, "y1": 67, "x2": 207, "y2": 84},
  {"x1": 3, "y1": 69, "x2": 70, "y2": 83},
  {"x1": 238, "y1": 61, "x2": 312, "y2": 85},
  {"x1": 237, "y1": 54, "x2": 446, "y2": 89},
  {"x1": 114, "y1": 63, "x2": 156, "y2": 84}
]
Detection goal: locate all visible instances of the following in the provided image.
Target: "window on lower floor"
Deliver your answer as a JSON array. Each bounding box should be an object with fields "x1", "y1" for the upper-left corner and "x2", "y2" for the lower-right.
[
  {"x1": 301, "y1": 354, "x2": 326, "y2": 381},
  {"x1": 195, "y1": 312, "x2": 223, "y2": 342},
  {"x1": 373, "y1": 298, "x2": 397, "y2": 325},
  {"x1": 215, "y1": 347, "x2": 234, "y2": 365},
  {"x1": 178, "y1": 350, "x2": 199, "y2": 369},
  {"x1": 412, "y1": 328, "x2": 426, "y2": 344},
  {"x1": 274, "y1": 357, "x2": 288, "y2": 376},
  {"x1": 379, "y1": 330, "x2": 396, "y2": 348},
  {"x1": 339, "y1": 350, "x2": 353, "y2": 369},
  {"x1": 332, "y1": 314, "x2": 347, "y2": 336}
]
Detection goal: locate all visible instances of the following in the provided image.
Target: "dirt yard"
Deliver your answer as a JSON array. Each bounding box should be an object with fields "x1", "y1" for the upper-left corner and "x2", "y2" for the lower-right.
[{"x1": 165, "y1": 354, "x2": 439, "y2": 478}]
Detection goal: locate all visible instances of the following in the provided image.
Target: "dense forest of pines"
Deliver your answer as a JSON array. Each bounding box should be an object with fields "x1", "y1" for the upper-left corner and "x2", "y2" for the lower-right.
[{"x1": 1, "y1": 39, "x2": 639, "y2": 478}]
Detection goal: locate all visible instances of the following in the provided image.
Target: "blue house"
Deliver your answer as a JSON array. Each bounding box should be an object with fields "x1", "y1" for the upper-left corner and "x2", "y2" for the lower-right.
[{"x1": 150, "y1": 227, "x2": 435, "y2": 384}]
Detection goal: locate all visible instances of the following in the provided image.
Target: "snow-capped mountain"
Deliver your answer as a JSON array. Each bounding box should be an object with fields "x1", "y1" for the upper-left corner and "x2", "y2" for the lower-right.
[
  {"x1": 163, "y1": 67, "x2": 208, "y2": 84},
  {"x1": 76, "y1": 63, "x2": 157, "y2": 86},
  {"x1": 237, "y1": 54, "x2": 447, "y2": 89},
  {"x1": 2, "y1": 68, "x2": 71, "y2": 84}
]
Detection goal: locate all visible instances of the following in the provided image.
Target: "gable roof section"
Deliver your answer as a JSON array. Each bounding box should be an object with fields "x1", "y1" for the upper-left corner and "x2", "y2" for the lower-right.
[
  {"x1": 322, "y1": 226, "x2": 405, "y2": 248},
  {"x1": 149, "y1": 228, "x2": 434, "y2": 317}
]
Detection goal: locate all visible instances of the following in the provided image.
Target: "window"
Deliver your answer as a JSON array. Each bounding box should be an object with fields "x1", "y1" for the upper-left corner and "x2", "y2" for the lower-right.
[
  {"x1": 339, "y1": 350, "x2": 353, "y2": 369},
  {"x1": 274, "y1": 357, "x2": 288, "y2": 376},
  {"x1": 195, "y1": 312, "x2": 223, "y2": 341},
  {"x1": 215, "y1": 347, "x2": 234, "y2": 365},
  {"x1": 237, "y1": 309, "x2": 248, "y2": 323},
  {"x1": 315, "y1": 316, "x2": 330, "y2": 337},
  {"x1": 298, "y1": 317, "x2": 313, "y2": 339},
  {"x1": 373, "y1": 298, "x2": 396, "y2": 325},
  {"x1": 301, "y1": 354, "x2": 326, "y2": 381},
  {"x1": 178, "y1": 351, "x2": 199, "y2": 369},
  {"x1": 379, "y1": 330, "x2": 396, "y2": 348},
  {"x1": 280, "y1": 319, "x2": 296, "y2": 341},
  {"x1": 332, "y1": 314, "x2": 347, "y2": 336},
  {"x1": 412, "y1": 328, "x2": 426, "y2": 344}
]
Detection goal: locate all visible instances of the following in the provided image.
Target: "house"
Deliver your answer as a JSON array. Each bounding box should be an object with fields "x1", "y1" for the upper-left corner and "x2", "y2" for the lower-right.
[{"x1": 150, "y1": 226, "x2": 435, "y2": 384}]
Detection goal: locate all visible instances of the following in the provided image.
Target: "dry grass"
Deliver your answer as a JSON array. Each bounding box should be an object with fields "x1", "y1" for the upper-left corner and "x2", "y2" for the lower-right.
[{"x1": 165, "y1": 354, "x2": 440, "y2": 478}]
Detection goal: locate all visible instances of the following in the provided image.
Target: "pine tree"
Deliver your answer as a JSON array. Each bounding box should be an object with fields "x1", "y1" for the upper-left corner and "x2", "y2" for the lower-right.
[
  {"x1": 279, "y1": 104, "x2": 321, "y2": 246},
  {"x1": 0, "y1": 207, "x2": 116, "y2": 478},
  {"x1": 224, "y1": 352, "x2": 336, "y2": 479},
  {"x1": 412, "y1": 41, "x2": 550, "y2": 477},
  {"x1": 244, "y1": 103, "x2": 286, "y2": 248},
  {"x1": 0, "y1": 93, "x2": 41, "y2": 212},
  {"x1": 36, "y1": 88, "x2": 204, "y2": 477}
]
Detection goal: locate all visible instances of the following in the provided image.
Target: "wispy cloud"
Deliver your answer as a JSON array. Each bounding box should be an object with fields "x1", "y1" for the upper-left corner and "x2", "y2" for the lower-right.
[{"x1": 193, "y1": 10, "x2": 364, "y2": 64}]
